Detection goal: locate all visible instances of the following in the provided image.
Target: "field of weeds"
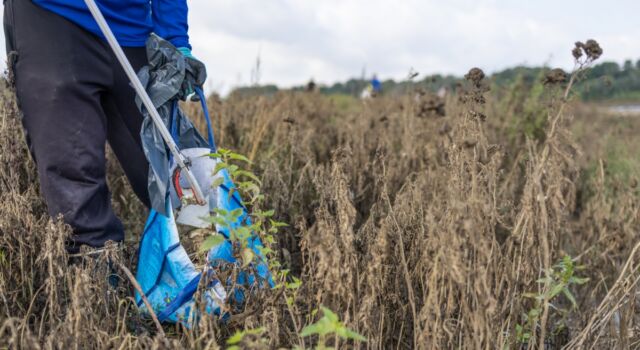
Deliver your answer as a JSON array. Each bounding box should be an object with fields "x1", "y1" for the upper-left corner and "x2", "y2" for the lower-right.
[{"x1": 1, "y1": 42, "x2": 640, "y2": 349}]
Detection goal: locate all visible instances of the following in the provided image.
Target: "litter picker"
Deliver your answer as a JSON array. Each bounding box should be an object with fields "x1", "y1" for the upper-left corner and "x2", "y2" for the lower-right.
[
  {"x1": 84, "y1": 2, "x2": 273, "y2": 325},
  {"x1": 84, "y1": 0, "x2": 206, "y2": 205}
]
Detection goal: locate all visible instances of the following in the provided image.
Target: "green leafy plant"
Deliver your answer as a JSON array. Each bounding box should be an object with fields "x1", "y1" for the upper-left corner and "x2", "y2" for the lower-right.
[
  {"x1": 516, "y1": 255, "x2": 589, "y2": 344},
  {"x1": 226, "y1": 327, "x2": 267, "y2": 350},
  {"x1": 202, "y1": 148, "x2": 316, "y2": 347},
  {"x1": 299, "y1": 306, "x2": 366, "y2": 349},
  {"x1": 200, "y1": 148, "x2": 287, "y2": 270}
]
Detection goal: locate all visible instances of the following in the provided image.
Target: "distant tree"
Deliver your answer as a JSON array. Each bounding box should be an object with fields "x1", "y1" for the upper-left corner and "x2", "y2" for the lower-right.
[
  {"x1": 589, "y1": 62, "x2": 620, "y2": 78},
  {"x1": 230, "y1": 58, "x2": 640, "y2": 102},
  {"x1": 230, "y1": 84, "x2": 278, "y2": 97}
]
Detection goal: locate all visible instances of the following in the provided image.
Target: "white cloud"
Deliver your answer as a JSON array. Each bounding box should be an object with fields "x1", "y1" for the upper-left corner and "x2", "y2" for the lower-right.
[
  {"x1": 187, "y1": 0, "x2": 640, "y2": 94},
  {"x1": 1, "y1": 0, "x2": 639, "y2": 94}
]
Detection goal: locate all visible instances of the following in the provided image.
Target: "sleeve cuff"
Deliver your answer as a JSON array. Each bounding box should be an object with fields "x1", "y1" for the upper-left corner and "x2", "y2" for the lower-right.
[{"x1": 168, "y1": 37, "x2": 191, "y2": 50}]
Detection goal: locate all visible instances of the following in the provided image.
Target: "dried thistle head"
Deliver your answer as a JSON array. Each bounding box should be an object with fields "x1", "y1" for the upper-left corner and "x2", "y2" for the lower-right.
[
  {"x1": 415, "y1": 92, "x2": 446, "y2": 118},
  {"x1": 572, "y1": 43, "x2": 583, "y2": 60},
  {"x1": 573, "y1": 39, "x2": 603, "y2": 63},
  {"x1": 459, "y1": 67, "x2": 489, "y2": 105},
  {"x1": 542, "y1": 68, "x2": 568, "y2": 85},
  {"x1": 584, "y1": 39, "x2": 603, "y2": 60},
  {"x1": 464, "y1": 67, "x2": 485, "y2": 86}
]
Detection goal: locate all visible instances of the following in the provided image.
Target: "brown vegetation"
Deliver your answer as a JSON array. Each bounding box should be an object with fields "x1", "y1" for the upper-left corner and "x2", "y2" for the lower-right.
[{"x1": 1, "y1": 40, "x2": 640, "y2": 349}]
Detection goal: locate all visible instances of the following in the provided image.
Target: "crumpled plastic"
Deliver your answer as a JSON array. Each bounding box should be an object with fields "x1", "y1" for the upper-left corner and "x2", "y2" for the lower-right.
[
  {"x1": 133, "y1": 35, "x2": 273, "y2": 326},
  {"x1": 135, "y1": 33, "x2": 209, "y2": 215}
]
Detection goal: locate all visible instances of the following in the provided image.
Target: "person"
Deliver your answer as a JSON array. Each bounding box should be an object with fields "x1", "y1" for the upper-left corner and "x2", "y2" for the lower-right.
[
  {"x1": 371, "y1": 74, "x2": 382, "y2": 96},
  {"x1": 3, "y1": 0, "x2": 204, "y2": 255}
]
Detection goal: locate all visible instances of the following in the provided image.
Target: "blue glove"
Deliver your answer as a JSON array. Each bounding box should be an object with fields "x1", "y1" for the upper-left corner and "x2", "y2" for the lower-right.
[{"x1": 177, "y1": 47, "x2": 206, "y2": 101}]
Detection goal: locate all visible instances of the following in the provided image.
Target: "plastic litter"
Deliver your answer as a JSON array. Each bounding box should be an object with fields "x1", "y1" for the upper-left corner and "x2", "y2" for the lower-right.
[
  {"x1": 135, "y1": 34, "x2": 208, "y2": 216},
  {"x1": 133, "y1": 36, "x2": 272, "y2": 325}
]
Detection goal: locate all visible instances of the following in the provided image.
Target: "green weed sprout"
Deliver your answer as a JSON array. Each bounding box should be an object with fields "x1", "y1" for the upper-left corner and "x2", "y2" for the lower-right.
[
  {"x1": 516, "y1": 255, "x2": 589, "y2": 344},
  {"x1": 201, "y1": 148, "x2": 287, "y2": 273},
  {"x1": 298, "y1": 306, "x2": 366, "y2": 349},
  {"x1": 226, "y1": 327, "x2": 267, "y2": 350}
]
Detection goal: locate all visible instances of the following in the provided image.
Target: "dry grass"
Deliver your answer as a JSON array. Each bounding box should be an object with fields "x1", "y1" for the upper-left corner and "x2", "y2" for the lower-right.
[{"x1": 1, "y1": 46, "x2": 640, "y2": 349}]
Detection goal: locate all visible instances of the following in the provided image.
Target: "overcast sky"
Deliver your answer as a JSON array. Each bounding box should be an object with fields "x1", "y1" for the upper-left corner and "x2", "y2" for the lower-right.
[{"x1": 2, "y1": 0, "x2": 639, "y2": 94}]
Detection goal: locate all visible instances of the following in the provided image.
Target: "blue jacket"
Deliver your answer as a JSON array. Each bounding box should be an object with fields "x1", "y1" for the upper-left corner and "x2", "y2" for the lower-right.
[
  {"x1": 371, "y1": 78, "x2": 382, "y2": 93},
  {"x1": 32, "y1": 0, "x2": 190, "y2": 49}
]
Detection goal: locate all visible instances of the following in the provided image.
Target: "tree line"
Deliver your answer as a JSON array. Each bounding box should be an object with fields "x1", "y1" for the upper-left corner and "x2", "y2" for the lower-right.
[{"x1": 231, "y1": 59, "x2": 640, "y2": 102}]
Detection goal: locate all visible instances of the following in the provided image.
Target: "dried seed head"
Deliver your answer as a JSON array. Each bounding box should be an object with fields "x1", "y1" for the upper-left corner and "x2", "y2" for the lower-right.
[
  {"x1": 465, "y1": 68, "x2": 485, "y2": 85},
  {"x1": 584, "y1": 39, "x2": 603, "y2": 60},
  {"x1": 572, "y1": 44, "x2": 583, "y2": 60},
  {"x1": 542, "y1": 68, "x2": 568, "y2": 85},
  {"x1": 572, "y1": 39, "x2": 602, "y2": 63},
  {"x1": 416, "y1": 93, "x2": 446, "y2": 118},
  {"x1": 470, "y1": 110, "x2": 487, "y2": 121},
  {"x1": 460, "y1": 67, "x2": 489, "y2": 106}
]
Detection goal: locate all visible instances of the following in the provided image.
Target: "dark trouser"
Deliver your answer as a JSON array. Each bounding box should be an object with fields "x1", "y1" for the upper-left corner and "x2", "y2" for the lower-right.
[{"x1": 4, "y1": 0, "x2": 151, "y2": 252}]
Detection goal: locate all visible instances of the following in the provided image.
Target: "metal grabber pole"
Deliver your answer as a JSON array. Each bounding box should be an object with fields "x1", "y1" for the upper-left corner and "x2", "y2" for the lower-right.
[{"x1": 84, "y1": 0, "x2": 206, "y2": 205}]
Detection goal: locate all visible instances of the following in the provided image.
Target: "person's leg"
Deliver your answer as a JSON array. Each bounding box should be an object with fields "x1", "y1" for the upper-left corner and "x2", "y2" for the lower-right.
[
  {"x1": 6, "y1": 0, "x2": 124, "y2": 252},
  {"x1": 102, "y1": 47, "x2": 151, "y2": 209}
]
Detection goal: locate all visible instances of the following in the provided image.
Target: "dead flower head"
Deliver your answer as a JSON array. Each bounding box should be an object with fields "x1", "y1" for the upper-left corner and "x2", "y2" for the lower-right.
[
  {"x1": 459, "y1": 68, "x2": 489, "y2": 106},
  {"x1": 542, "y1": 68, "x2": 568, "y2": 85},
  {"x1": 465, "y1": 67, "x2": 485, "y2": 86},
  {"x1": 574, "y1": 39, "x2": 603, "y2": 62},
  {"x1": 572, "y1": 44, "x2": 583, "y2": 60}
]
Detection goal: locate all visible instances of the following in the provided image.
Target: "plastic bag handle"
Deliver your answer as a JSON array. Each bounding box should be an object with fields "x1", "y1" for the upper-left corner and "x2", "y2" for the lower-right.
[
  {"x1": 194, "y1": 87, "x2": 217, "y2": 152},
  {"x1": 168, "y1": 88, "x2": 217, "y2": 152},
  {"x1": 170, "y1": 100, "x2": 180, "y2": 145}
]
